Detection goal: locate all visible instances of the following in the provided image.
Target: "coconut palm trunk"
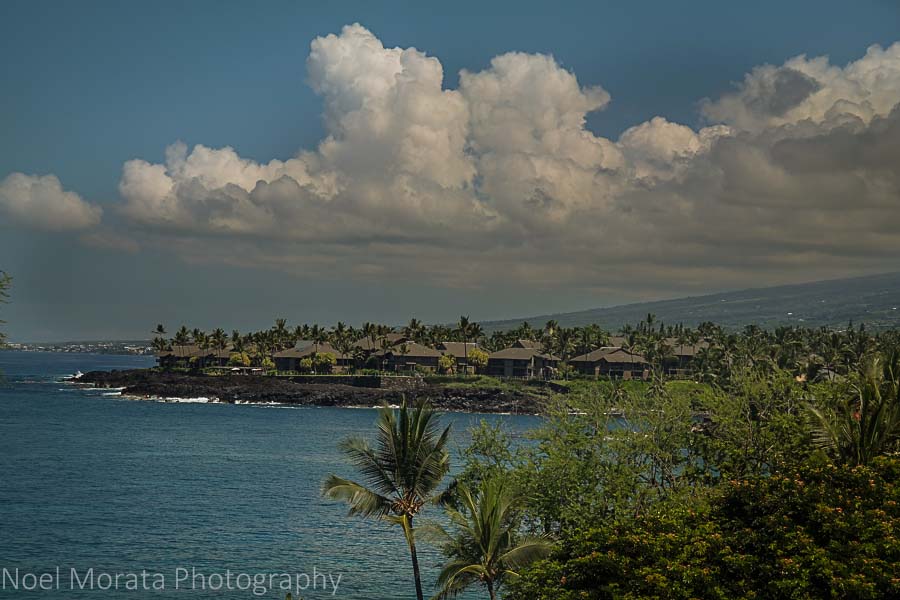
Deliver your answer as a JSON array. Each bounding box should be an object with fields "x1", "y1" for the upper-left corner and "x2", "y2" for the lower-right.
[
  {"x1": 402, "y1": 516, "x2": 425, "y2": 600},
  {"x1": 322, "y1": 399, "x2": 451, "y2": 600}
]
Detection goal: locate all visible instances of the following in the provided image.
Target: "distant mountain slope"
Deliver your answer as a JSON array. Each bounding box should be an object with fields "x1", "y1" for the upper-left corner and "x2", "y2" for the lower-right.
[{"x1": 484, "y1": 272, "x2": 900, "y2": 332}]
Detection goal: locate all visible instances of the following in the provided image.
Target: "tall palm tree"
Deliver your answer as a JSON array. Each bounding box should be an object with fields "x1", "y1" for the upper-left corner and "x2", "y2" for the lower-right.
[
  {"x1": 334, "y1": 335, "x2": 356, "y2": 373},
  {"x1": 310, "y1": 324, "x2": 328, "y2": 355},
  {"x1": 323, "y1": 399, "x2": 451, "y2": 600},
  {"x1": 808, "y1": 353, "x2": 900, "y2": 466},
  {"x1": 456, "y1": 316, "x2": 481, "y2": 376},
  {"x1": 425, "y1": 478, "x2": 552, "y2": 600},
  {"x1": 151, "y1": 336, "x2": 169, "y2": 355},
  {"x1": 211, "y1": 328, "x2": 228, "y2": 364},
  {"x1": 404, "y1": 318, "x2": 425, "y2": 343},
  {"x1": 362, "y1": 321, "x2": 378, "y2": 352},
  {"x1": 173, "y1": 326, "x2": 190, "y2": 364},
  {"x1": 272, "y1": 318, "x2": 289, "y2": 351}
]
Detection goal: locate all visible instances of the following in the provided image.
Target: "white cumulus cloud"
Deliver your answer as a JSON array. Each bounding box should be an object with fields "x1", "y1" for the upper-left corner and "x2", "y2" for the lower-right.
[
  {"x1": 111, "y1": 27, "x2": 900, "y2": 293},
  {"x1": 0, "y1": 173, "x2": 102, "y2": 231}
]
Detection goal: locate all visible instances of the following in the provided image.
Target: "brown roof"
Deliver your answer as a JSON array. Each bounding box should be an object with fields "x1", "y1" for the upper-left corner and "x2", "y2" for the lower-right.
[
  {"x1": 489, "y1": 347, "x2": 559, "y2": 361},
  {"x1": 599, "y1": 349, "x2": 646, "y2": 363},
  {"x1": 156, "y1": 344, "x2": 199, "y2": 357},
  {"x1": 274, "y1": 342, "x2": 341, "y2": 358},
  {"x1": 381, "y1": 342, "x2": 442, "y2": 358},
  {"x1": 570, "y1": 346, "x2": 646, "y2": 364},
  {"x1": 513, "y1": 339, "x2": 542, "y2": 349},
  {"x1": 354, "y1": 333, "x2": 409, "y2": 351},
  {"x1": 437, "y1": 342, "x2": 478, "y2": 356},
  {"x1": 665, "y1": 338, "x2": 709, "y2": 356}
]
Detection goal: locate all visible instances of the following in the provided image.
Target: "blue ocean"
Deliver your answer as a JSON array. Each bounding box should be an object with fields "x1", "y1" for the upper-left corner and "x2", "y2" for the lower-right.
[{"x1": 0, "y1": 351, "x2": 540, "y2": 599}]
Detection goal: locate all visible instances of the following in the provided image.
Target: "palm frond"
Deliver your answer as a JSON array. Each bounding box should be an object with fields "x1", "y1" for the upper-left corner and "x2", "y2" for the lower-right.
[
  {"x1": 321, "y1": 475, "x2": 392, "y2": 519},
  {"x1": 432, "y1": 561, "x2": 485, "y2": 600},
  {"x1": 500, "y1": 537, "x2": 554, "y2": 571}
]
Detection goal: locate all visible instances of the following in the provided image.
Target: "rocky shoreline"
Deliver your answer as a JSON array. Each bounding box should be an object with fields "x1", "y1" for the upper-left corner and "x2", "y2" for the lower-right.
[{"x1": 73, "y1": 369, "x2": 548, "y2": 414}]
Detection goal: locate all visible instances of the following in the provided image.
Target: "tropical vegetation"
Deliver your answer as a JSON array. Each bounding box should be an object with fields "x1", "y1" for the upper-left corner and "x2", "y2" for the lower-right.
[
  {"x1": 322, "y1": 398, "x2": 452, "y2": 600},
  {"x1": 317, "y1": 316, "x2": 900, "y2": 599}
]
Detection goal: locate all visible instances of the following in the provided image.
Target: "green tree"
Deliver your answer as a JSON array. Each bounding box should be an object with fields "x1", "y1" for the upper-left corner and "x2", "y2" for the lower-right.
[
  {"x1": 426, "y1": 477, "x2": 552, "y2": 600},
  {"x1": 456, "y1": 316, "x2": 483, "y2": 376},
  {"x1": 313, "y1": 352, "x2": 337, "y2": 373},
  {"x1": 808, "y1": 352, "x2": 900, "y2": 465},
  {"x1": 439, "y1": 354, "x2": 457, "y2": 375},
  {"x1": 508, "y1": 457, "x2": 900, "y2": 600},
  {"x1": 172, "y1": 326, "x2": 190, "y2": 364},
  {"x1": 228, "y1": 351, "x2": 251, "y2": 367},
  {"x1": 323, "y1": 399, "x2": 452, "y2": 600},
  {"x1": 467, "y1": 348, "x2": 489, "y2": 374},
  {"x1": 404, "y1": 318, "x2": 425, "y2": 343},
  {"x1": 211, "y1": 328, "x2": 228, "y2": 362}
]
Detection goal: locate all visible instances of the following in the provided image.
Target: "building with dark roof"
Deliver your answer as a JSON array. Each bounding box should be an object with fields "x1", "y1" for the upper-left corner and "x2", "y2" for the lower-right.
[
  {"x1": 487, "y1": 346, "x2": 559, "y2": 379},
  {"x1": 377, "y1": 342, "x2": 442, "y2": 372},
  {"x1": 569, "y1": 347, "x2": 648, "y2": 379},
  {"x1": 273, "y1": 341, "x2": 348, "y2": 372}
]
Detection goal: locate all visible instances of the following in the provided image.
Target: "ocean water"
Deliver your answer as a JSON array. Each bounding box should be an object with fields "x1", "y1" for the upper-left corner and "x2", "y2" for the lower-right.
[{"x1": 0, "y1": 351, "x2": 541, "y2": 599}]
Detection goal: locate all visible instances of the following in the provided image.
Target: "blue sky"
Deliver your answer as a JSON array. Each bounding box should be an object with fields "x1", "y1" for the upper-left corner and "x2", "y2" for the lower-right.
[{"x1": 2, "y1": 0, "x2": 899, "y2": 340}]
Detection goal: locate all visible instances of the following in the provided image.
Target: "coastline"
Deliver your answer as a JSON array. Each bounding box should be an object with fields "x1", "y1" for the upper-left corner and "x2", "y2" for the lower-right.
[{"x1": 71, "y1": 369, "x2": 549, "y2": 414}]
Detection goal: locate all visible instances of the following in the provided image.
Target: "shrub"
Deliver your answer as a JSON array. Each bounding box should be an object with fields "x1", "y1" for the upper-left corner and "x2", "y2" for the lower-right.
[
  {"x1": 509, "y1": 456, "x2": 900, "y2": 600},
  {"x1": 228, "y1": 351, "x2": 251, "y2": 367},
  {"x1": 467, "y1": 348, "x2": 489, "y2": 372},
  {"x1": 439, "y1": 354, "x2": 457, "y2": 375},
  {"x1": 313, "y1": 352, "x2": 337, "y2": 373}
]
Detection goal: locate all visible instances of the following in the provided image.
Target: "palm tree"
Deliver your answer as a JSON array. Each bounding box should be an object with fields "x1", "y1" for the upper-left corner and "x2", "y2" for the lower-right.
[
  {"x1": 456, "y1": 316, "x2": 481, "y2": 376},
  {"x1": 310, "y1": 324, "x2": 329, "y2": 364},
  {"x1": 808, "y1": 352, "x2": 900, "y2": 465},
  {"x1": 425, "y1": 477, "x2": 552, "y2": 600},
  {"x1": 151, "y1": 336, "x2": 168, "y2": 355},
  {"x1": 323, "y1": 399, "x2": 451, "y2": 600},
  {"x1": 273, "y1": 318, "x2": 289, "y2": 351},
  {"x1": 172, "y1": 326, "x2": 190, "y2": 364},
  {"x1": 211, "y1": 328, "x2": 228, "y2": 365},
  {"x1": 334, "y1": 335, "x2": 356, "y2": 373},
  {"x1": 404, "y1": 318, "x2": 425, "y2": 343},
  {"x1": 362, "y1": 321, "x2": 378, "y2": 352},
  {"x1": 515, "y1": 321, "x2": 535, "y2": 341}
]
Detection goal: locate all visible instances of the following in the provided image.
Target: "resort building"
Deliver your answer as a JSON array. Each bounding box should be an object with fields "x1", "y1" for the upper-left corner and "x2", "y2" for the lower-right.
[
  {"x1": 156, "y1": 345, "x2": 231, "y2": 369},
  {"x1": 273, "y1": 341, "x2": 350, "y2": 372},
  {"x1": 511, "y1": 338, "x2": 542, "y2": 349},
  {"x1": 436, "y1": 341, "x2": 479, "y2": 374},
  {"x1": 377, "y1": 342, "x2": 442, "y2": 372},
  {"x1": 487, "y1": 346, "x2": 559, "y2": 379},
  {"x1": 569, "y1": 347, "x2": 648, "y2": 379},
  {"x1": 663, "y1": 339, "x2": 708, "y2": 376},
  {"x1": 353, "y1": 332, "x2": 410, "y2": 352}
]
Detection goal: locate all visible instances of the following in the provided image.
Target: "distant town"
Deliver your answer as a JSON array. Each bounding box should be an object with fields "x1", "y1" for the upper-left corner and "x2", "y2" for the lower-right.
[{"x1": 4, "y1": 340, "x2": 153, "y2": 355}]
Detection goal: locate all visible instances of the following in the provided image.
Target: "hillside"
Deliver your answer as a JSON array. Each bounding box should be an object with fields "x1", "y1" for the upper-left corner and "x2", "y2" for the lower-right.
[{"x1": 483, "y1": 272, "x2": 900, "y2": 332}]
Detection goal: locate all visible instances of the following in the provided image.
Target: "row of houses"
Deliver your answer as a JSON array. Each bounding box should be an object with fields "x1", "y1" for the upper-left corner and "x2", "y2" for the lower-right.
[{"x1": 157, "y1": 335, "x2": 703, "y2": 379}]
